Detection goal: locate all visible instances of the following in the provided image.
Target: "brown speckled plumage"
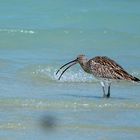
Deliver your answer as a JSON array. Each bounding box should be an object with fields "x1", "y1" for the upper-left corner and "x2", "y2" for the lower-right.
[{"x1": 88, "y1": 56, "x2": 139, "y2": 82}]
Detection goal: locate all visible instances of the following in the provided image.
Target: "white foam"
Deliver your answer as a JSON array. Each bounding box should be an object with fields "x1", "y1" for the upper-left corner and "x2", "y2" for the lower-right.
[
  {"x1": 54, "y1": 69, "x2": 94, "y2": 82},
  {"x1": 0, "y1": 29, "x2": 35, "y2": 34},
  {"x1": 31, "y1": 66, "x2": 95, "y2": 83}
]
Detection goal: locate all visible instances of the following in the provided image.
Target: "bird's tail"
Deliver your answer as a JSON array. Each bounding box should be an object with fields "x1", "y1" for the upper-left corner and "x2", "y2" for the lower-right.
[
  {"x1": 131, "y1": 76, "x2": 140, "y2": 82},
  {"x1": 121, "y1": 70, "x2": 140, "y2": 83}
]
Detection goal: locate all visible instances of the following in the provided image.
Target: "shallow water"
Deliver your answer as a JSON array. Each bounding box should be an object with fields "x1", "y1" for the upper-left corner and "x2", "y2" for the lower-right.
[{"x1": 0, "y1": 0, "x2": 140, "y2": 140}]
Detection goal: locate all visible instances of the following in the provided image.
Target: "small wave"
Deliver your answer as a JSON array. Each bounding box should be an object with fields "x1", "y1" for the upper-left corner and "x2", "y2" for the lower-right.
[
  {"x1": 0, "y1": 29, "x2": 35, "y2": 34},
  {"x1": 19, "y1": 65, "x2": 95, "y2": 83},
  {"x1": 0, "y1": 98, "x2": 140, "y2": 111},
  {"x1": 55, "y1": 69, "x2": 94, "y2": 82},
  {"x1": 0, "y1": 122, "x2": 25, "y2": 130}
]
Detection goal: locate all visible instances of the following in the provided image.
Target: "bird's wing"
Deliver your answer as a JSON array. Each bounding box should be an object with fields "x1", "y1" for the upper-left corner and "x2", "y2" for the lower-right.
[{"x1": 89, "y1": 56, "x2": 134, "y2": 80}]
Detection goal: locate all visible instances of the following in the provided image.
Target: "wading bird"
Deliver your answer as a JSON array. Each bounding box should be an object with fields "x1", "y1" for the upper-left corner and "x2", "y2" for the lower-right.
[{"x1": 56, "y1": 55, "x2": 140, "y2": 98}]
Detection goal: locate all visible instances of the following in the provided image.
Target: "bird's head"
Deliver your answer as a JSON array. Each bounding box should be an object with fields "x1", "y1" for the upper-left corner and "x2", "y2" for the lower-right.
[{"x1": 76, "y1": 54, "x2": 88, "y2": 65}]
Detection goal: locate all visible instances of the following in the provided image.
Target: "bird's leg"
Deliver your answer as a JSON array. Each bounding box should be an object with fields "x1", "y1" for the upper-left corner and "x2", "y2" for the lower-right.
[
  {"x1": 106, "y1": 83, "x2": 111, "y2": 98},
  {"x1": 100, "y1": 81, "x2": 106, "y2": 98}
]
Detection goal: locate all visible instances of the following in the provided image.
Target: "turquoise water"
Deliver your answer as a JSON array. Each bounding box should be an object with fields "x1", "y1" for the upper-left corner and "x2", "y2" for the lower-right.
[{"x1": 0, "y1": 0, "x2": 140, "y2": 139}]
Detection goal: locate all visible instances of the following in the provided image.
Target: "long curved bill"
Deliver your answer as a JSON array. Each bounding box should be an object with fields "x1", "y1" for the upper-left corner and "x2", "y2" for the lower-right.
[{"x1": 56, "y1": 59, "x2": 77, "y2": 80}]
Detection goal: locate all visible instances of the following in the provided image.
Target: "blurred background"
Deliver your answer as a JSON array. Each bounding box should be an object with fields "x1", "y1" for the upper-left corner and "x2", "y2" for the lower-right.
[{"x1": 0, "y1": 0, "x2": 140, "y2": 140}]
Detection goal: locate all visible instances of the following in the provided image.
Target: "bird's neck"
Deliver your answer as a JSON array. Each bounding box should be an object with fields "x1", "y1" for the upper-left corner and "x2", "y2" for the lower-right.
[{"x1": 79, "y1": 61, "x2": 91, "y2": 74}]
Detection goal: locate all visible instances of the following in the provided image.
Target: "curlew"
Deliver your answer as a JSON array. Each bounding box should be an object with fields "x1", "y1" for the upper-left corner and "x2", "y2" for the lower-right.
[{"x1": 56, "y1": 55, "x2": 140, "y2": 98}]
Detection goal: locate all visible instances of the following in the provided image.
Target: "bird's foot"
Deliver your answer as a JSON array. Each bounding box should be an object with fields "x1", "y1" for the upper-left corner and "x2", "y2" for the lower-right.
[{"x1": 103, "y1": 94, "x2": 110, "y2": 98}]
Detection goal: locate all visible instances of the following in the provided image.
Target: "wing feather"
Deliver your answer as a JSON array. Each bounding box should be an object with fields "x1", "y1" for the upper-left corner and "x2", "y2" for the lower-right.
[{"x1": 89, "y1": 56, "x2": 135, "y2": 81}]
